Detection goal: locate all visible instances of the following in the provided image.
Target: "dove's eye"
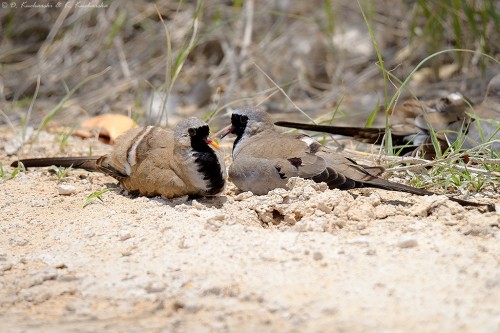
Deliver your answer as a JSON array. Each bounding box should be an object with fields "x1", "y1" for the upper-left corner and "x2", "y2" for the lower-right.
[
  {"x1": 232, "y1": 114, "x2": 248, "y2": 125},
  {"x1": 240, "y1": 115, "x2": 248, "y2": 124}
]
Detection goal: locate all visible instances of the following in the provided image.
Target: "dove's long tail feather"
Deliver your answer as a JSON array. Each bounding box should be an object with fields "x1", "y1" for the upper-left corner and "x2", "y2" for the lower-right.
[
  {"x1": 275, "y1": 121, "x2": 386, "y2": 144},
  {"x1": 363, "y1": 177, "x2": 493, "y2": 210},
  {"x1": 11, "y1": 156, "x2": 100, "y2": 171},
  {"x1": 11, "y1": 156, "x2": 128, "y2": 181}
]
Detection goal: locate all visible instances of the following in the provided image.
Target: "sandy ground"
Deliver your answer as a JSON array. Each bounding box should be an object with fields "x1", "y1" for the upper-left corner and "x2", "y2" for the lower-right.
[{"x1": 1, "y1": 129, "x2": 499, "y2": 333}]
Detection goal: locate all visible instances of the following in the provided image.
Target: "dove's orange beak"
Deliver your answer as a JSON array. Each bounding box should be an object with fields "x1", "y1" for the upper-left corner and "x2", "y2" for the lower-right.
[{"x1": 205, "y1": 137, "x2": 220, "y2": 150}]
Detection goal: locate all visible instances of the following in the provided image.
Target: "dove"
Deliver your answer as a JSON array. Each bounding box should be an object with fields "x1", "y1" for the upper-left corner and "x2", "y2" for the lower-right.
[
  {"x1": 12, "y1": 118, "x2": 227, "y2": 198},
  {"x1": 221, "y1": 107, "x2": 492, "y2": 210}
]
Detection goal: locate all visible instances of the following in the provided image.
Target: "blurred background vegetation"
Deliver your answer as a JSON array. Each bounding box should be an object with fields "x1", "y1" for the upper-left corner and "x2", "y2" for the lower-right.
[{"x1": 0, "y1": 0, "x2": 498, "y2": 130}]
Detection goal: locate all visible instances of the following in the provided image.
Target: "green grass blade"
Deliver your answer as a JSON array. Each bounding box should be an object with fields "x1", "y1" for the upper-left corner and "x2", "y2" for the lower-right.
[{"x1": 83, "y1": 187, "x2": 115, "y2": 208}]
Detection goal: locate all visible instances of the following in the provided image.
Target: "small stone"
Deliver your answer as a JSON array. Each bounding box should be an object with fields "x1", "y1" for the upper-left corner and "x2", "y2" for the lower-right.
[
  {"x1": 65, "y1": 304, "x2": 76, "y2": 312},
  {"x1": 284, "y1": 213, "x2": 297, "y2": 225},
  {"x1": 209, "y1": 214, "x2": 225, "y2": 221},
  {"x1": 317, "y1": 202, "x2": 333, "y2": 213},
  {"x1": 0, "y1": 263, "x2": 13, "y2": 271},
  {"x1": 366, "y1": 249, "x2": 376, "y2": 256},
  {"x1": 58, "y1": 274, "x2": 79, "y2": 282},
  {"x1": 177, "y1": 238, "x2": 189, "y2": 249},
  {"x1": 312, "y1": 252, "x2": 323, "y2": 261},
  {"x1": 398, "y1": 238, "x2": 418, "y2": 248},
  {"x1": 444, "y1": 219, "x2": 459, "y2": 226},
  {"x1": 58, "y1": 184, "x2": 77, "y2": 195},
  {"x1": 477, "y1": 245, "x2": 488, "y2": 253},
  {"x1": 357, "y1": 222, "x2": 368, "y2": 230},
  {"x1": 321, "y1": 306, "x2": 338, "y2": 314},
  {"x1": 118, "y1": 231, "x2": 132, "y2": 241},
  {"x1": 234, "y1": 191, "x2": 254, "y2": 201},
  {"x1": 121, "y1": 249, "x2": 134, "y2": 256},
  {"x1": 121, "y1": 244, "x2": 137, "y2": 257}
]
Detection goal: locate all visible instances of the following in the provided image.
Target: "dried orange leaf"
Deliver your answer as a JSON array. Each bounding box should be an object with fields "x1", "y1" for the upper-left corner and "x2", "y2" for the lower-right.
[{"x1": 81, "y1": 114, "x2": 137, "y2": 144}]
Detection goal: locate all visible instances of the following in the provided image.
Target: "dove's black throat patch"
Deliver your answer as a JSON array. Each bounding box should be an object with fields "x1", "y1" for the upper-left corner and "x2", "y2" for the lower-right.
[
  {"x1": 190, "y1": 125, "x2": 225, "y2": 195},
  {"x1": 231, "y1": 113, "x2": 248, "y2": 154},
  {"x1": 232, "y1": 131, "x2": 244, "y2": 155}
]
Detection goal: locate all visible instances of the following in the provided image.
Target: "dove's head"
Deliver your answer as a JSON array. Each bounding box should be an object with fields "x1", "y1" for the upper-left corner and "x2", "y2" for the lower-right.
[
  {"x1": 174, "y1": 117, "x2": 220, "y2": 151},
  {"x1": 221, "y1": 107, "x2": 274, "y2": 139}
]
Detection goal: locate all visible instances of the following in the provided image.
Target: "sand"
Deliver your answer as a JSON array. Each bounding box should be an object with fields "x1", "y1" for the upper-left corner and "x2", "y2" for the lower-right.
[{"x1": 1, "y1": 129, "x2": 499, "y2": 333}]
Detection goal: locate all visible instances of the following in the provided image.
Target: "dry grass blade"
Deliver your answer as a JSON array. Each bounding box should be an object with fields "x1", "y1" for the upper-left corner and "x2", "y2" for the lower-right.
[
  {"x1": 254, "y1": 63, "x2": 316, "y2": 123},
  {"x1": 23, "y1": 75, "x2": 41, "y2": 140},
  {"x1": 33, "y1": 67, "x2": 112, "y2": 142},
  {"x1": 468, "y1": 157, "x2": 500, "y2": 165}
]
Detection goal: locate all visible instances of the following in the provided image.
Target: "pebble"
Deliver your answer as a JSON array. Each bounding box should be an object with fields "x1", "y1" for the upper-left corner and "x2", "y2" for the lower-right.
[
  {"x1": 0, "y1": 263, "x2": 13, "y2": 271},
  {"x1": 398, "y1": 238, "x2": 418, "y2": 248},
  {"x1": 366, "y1": 249, "x2": 377, "y2": 256},
  {"x1": 121, "y1": 247, "x2": 135, "y2": 256},
  {"x1": 312, "y1": 252, "x2": 323, "y2": 261},
  {"x1": 234, "y1": 192, "x2": 254, "y2": 201},
  {"x1": 321, "y1": 306, "x2": 338, "y2": 314},
  {"x1": 118, "y1": 231, "x2": 132, "y2": 241},
  {"x1": 444, "y1": 219, "x2": 459, "y2": 226},
  {"x1": 58, "y1": 184, "x2": 77, "y2": 195},
  {"x1": 58, "y1": 274, "x2": 80, "y2": 282}
]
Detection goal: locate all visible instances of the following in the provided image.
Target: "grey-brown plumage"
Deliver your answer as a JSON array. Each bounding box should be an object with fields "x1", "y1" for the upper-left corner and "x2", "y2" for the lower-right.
[
  {"x1": 275, "y1": 74, "x2": 500, "y2": 155},
  {"x1": 11, "y1": 118, "x2": 227, "y2": 199},
  {"x1": 222, "y1": 107, "x2": 491, "y2": 209}
]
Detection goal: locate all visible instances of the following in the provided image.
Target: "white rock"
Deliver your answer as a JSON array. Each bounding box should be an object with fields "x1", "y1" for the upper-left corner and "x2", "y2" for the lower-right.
[
  {"x1": 58, "y1": 184, "x2": 77, "y2": 195},
  {"x1": 118, "y1": 230, "x2": 132, "y2": 241}
]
